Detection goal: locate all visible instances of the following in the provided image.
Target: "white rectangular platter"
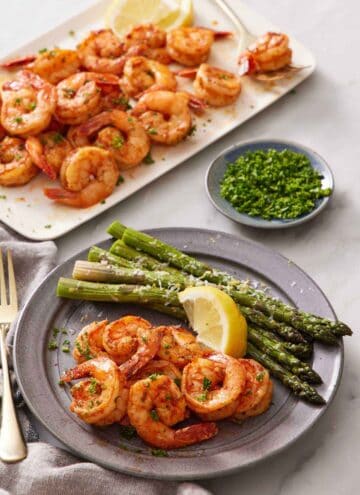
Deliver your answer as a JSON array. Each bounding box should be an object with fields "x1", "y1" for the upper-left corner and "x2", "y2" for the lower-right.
[{"x1": 0, "y1": 0, "x2": 315, "y2": 240}]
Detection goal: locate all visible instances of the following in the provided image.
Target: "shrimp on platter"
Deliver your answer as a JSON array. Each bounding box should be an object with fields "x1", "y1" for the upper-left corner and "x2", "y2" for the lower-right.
[
  {"x1": 157, "y1": 326, "x2": 210, "y2": 369},
  {"x1": 44, "y1": 146, "x2": 119, "y2": 208},
  {"x1": 26, "y1": 130, "x2": 72, "y2": 180},
  {"x1": 178, "y1": 63, "x2": 241, "y2": 107},
  {"x1": 1, "y1": 49, "x2": 80, "y2": 85},
  {"x1": 54, "y1": 72, "x2": 121, "y2": 125},
  {"x1": 127, "y1": 374, "x2": 218, "y2": 449},
  {"x1": 182, "y1": 354, "x2": 245, "y2": 415},
  {"x1": 69, "y1": 110, "x2": 150, "y2": 169},
  {"x1": 0, "y1": 136, "x2": 38, "y2": 186},
  {"x1": 1, "y1": 70, "x2": 56, "y2": 137},
  {"x1": 121, "y1": 56, "x2": 177, "y2": 98},
  {"x1": 166, "y1": 27, "x2": 232, "y2": 67},
  {"x1": 132, "y1": 90, "x2": 204, "y2": 145},
  {"x1": 73, "y1": 320, "x2": 109, "y2": 363},
  {"x1": 239, "y1": 32, "x2": 296, "y2": 78},
  {"x1": 61, "y1": 357, "x2": 128, "y2": 425},
  {"x1": 77, "y1": 29, "x2": 142, "y2": 74},
  {"x1": 124, "y1": 24, "x2": 172, "y2": 65}
]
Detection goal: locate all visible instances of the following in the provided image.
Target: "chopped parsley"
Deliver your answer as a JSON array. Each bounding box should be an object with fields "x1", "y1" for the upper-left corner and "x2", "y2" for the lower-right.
[
  {"x1": 48, "y1": 340, "x2": 58, "y2": 351},
  {"x1": 28, "y1": 102, "x2": 36, "y2": 111},
  {"x1": 151, "y1": 449, "x2": 168, "y2": 457},
  {"x1": 53, "y1": 327, "x2": 60, "y2": 337},
  {"x1": 69, "y1": 30, "x2": 76, "y2": 37},
  {"x1": 14, "y1": 98, "x2": 22, "y2": 105},
  {"x1": 143, "y1": 152, "x2": 155, "y2": 165},
  {"x1": 61, "y1": 339, "x2": 71, "y2": 353},
  {"x1": 188, "y1": 125, "x2": 197, "y2": 136},
  {"x1": 116, "y1": 175, "x2": 124, "y2": 186},
  {"x1": 196, "y1": 392, "x2": 208, "y2": 402},
  {"x1": 100, "y1": 200, "x2": 106, "y2": 204},
  {"x1": 150, "y1": 409, "x2": 159, "y2": 421},
  {"x1": 112, "y1": 96, "x2": 131, "y2": 109},
  {"x1": 148, "y1": 373, "x2": 160, "y2": 381},
  {"x1": 256, "y1": 371, "x2": 265, "y2": 382},
  {"x1": 112, "y1": 135, "x2": 124, "y2": 149},
  {"x1": 0, "y1": 195, "x2": 7, "y2": 200},
  {"x1": 174, "y1": 377, "x2": 181, "y2": 388},
  {"x1": 38, "y1": 48, "x2": 48, "y2": 54},
  {"x1": 163, "y1": 343, "x2": 171, "y2": 350},
  {"x1": 62, "y1": 88, "x2": 76, "y2": 98},
  {"x1": 44, "y1": 224, "x2": 52, "y2": 229},
  {"x1": 202, "y1": 377, "x2": 212, "y2": 391},
  {"x1": 141, "y1": 335, "x2": 148, "y2": 343},
  {"x1": 88, "y1": 378, "x2": 98, "y2": 394},
  {"x1": 52, "y1": 132, "x2": 64, "y2": 144},
  {"x1": 119, "y1": 425, "x2": 137, "y2": 440},
  {"x1": 147, "y1": 128, "x2": 158, "y2": 135},
  {"x1": 58, "y1": 380, "x2": 65, "y2": 387},
  {"x1": 220, "y1": 149, "x2": 332, "y2": 220},
  {"x1": 75, "y1": 340, "x2": 93, "y2": 361},
  {"x1": 13, "y1": 117, "x2": 23, "y2": 124}
]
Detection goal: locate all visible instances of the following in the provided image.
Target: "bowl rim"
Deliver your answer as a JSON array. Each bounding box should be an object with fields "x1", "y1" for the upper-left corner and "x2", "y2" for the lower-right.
[{"x1": 205, "y1": 138, "x2": 335, "y2": 229}]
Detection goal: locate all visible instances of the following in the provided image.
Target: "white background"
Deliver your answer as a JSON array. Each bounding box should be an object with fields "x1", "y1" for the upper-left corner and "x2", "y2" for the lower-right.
[{"x1": 1, "y1": 1, "x2": 359, "y2": 493}]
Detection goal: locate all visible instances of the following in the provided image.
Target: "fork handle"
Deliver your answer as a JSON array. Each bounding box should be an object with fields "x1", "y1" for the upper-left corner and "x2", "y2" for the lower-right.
[{"x1": 0, "y1": 324, "x2": 27, "y2": 462}]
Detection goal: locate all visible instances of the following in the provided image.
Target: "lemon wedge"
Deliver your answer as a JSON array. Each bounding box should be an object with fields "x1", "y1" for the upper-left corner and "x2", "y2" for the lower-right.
[
  {"x1": 106, "y1": 0, "x2": 193, "y2": 37},
  {"x1": 178, "y1": 286, "x2": 248, "y2": 358}
]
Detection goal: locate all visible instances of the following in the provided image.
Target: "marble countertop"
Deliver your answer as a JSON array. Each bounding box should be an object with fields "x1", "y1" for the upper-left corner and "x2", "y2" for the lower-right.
[{"x1": 1, "y1": 1, "x2": 359, "y2": 493}]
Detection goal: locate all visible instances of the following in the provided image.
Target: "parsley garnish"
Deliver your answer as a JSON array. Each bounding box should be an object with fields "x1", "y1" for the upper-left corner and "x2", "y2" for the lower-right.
[
  {"x1": 52, "y1": 132, "x2": 64, "y2": 144},
  {"x1": 151, "y1": 449, "x2": 168, "y2": 457},
  {"x1": 62, "y1": 88, "x2": 76, "y2": 98},
  {"x1": 112, "y1": 135, "x2": 124, "y2": 149},
  {"x1": 174, "y1": 377, "x2": 181, "y2": 388},
  {"x1": 48, "y1": 340, "x2": 58, "y2": 351},
  {"x1": 119, "y1": 425, "x2": 137, "y2": 440},
  {"x1": 143, "y1": 152, "x2": 155, "y2": 165},
  {"x1": 116, "y1": 175, "x2": 124, "y2": 186},
  {"x1": 256, "y1": 371, "x2": 265, "y2": 382},
  {"x1": 203, "y1": 377, "x2": 212, "y2": 391},
  {"x1": 150, "y1": 409, "x2": 159, "y2": 421},
  {"x1": 38, "y1": 48, "x2": 48, "y2": 54},
  {"x1": 148, "y1": 128, "x2": 158, "y2": 135},
  {"x1": 88, "y1": 378, "x2": 98, "y2": 394}
]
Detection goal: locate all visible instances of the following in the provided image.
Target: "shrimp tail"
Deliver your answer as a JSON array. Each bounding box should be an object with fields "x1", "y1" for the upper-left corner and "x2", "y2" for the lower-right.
[
  {"x1": 176, "y1": 68, "x2": 198, "y2": 79},
  {"x1": 214, "y1": 30, "x2": 233, "y2": 39},
  {"x1": 188, "y1": 94, "x2": 207, "y2": 115},
  {"x1": 25, "y1": 137, "x2": 57, "y2": 180},
  {"x1": 0, "y1": 55, "x2": 36, "y2": 69},
  {"x1": 44, "y1": 187, "x2": 76, "y2": 200},
  {"x1": 173, "y1": 422, "x2": 218, "y2": 448},
  {"x1": 238, "y1": 53, "x2": 258, "y2": 76},
  {"x1": 61, "y1": 362, "x2": 90, "y2": 382}
]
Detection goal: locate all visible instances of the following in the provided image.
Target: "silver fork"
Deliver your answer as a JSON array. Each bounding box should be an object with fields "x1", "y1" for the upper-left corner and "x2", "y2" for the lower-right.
[{"x1": 0, "y1": 249, "x2": 27, "y2": 462}]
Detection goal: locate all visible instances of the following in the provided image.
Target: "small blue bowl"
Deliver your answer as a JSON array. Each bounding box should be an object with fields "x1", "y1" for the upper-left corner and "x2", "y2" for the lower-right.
[{"x1": 205, "y1": 139, "x2": 334, "y2": 229}]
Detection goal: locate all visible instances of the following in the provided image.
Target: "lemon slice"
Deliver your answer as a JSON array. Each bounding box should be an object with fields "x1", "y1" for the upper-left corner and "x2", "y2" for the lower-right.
[
  {"x1": 178, "y1": 286, "x2": 248, "y2": 358},
  {"x1": 106, "y1": 0, "x2": 193, "y2": 37}
]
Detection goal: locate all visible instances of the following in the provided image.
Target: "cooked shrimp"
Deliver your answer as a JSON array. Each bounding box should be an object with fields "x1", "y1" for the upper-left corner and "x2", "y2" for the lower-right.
[
  {"x1": 102, "y1": 316, "x2": 151, "y2": 364},
  {"x1": 166, "y1": 27, "x2": 231, "y2": 67},
  {"x1": 55, "y1": 72, "x2": 120, "y2": 125},
  {"x1": 128, "y1": 374, "x2": 218, "y2": 448},
  {"x1": 182, "y1": 354, "x2": 245, "y2": 414},
  {"x1": 119, "y1": 327, "x2": 163, "y2": 379},
  {"x1": 124, "y1": 24, "x2": 172, "y2": 64},
  {"x1": 132, "y1": 90, "x2": 194, "y2": 145},
  {"x1": 238, "y1": 32, "x2": 292, "y2": 75},
  {"x1": 61, "y1": 357, "x2": 127, "y2": 425},
  {"x1": 25, "y1": 131, "x2": 72, "y2": 179},
  {"x1": 44, "y1": 146, "x2": 119, "y2": 208},
  {"x1": 179, "y1": 64, "x2": 241, "y2": 107},
  {"x1": 157, "y1": 326, "x2": 210, "y2": 369},
  {"x1": 0, "y1": 136, "x2": 38, "y2": 186},
  {"x1": 77, "y1": 29, "x2": 139, "y2": 74},
  {"x1": 70, "y1": 110, "x2": 150, "y2": 169},
  {"x1": 1, "y1": 70, "x2": 56, "y2": 136},
  {"x1": 232, "y1": 359, "x2": 271, "y2": 420},
  {"x1": 121, "y1": 56, "x2": 177, "y2": 98},
  {"x1": 73, "y1": 320, "x2": 109, "y2": 363},
  {"x1": 133, "y1": 359, "x2": 182, "y2": 383},
  {"x1": 2, "y1": 49, "x2": 80, "y2": 85},
  {"x1": 240, "y1": 380, "x2": 273, "y2": 419}
]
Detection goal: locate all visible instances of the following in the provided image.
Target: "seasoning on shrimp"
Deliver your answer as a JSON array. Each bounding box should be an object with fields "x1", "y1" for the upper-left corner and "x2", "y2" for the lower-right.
[
  {"x1": 238, "y1": 32, "x2": 292, "y2": 76},
  {"x1": 26, "y1": 131, "x2": 72, "y2": 179},
  {"x1": 1, "y1": 70, "x2": 56, "y2": 137},
  {"x1": 0, "y1": 136, "x2": 38, "y2": 186},
  {"x1": 178, "y1": 64, "x2": 241, "y2": 107},
  {"x1": 70, "y1": 110, "x2": 151, "y2": 169},
  {"x1": 44, "y1": 146, "x2": 119, "y2": 208},
  {"x1": 127, "y1": 374, "x2": 218, "y2": 449},
  {"x1": 124, "y1": 24, "x2": 172, "y2": 65},
  {"x1": 121, "y1": 56, "x2": 177, "y2": 98},
  {"x1": 166, "y1": 27, "x2": 231, "y2": 67}
]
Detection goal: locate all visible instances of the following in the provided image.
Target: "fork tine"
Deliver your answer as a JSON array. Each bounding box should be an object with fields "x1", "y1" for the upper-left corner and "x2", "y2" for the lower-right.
[
  {"x1": 0, "y1": 248, "x2": 7, "y2": 306},
  {"x1": 7, "y1": 250, "x2": 18, "y2": 310}
]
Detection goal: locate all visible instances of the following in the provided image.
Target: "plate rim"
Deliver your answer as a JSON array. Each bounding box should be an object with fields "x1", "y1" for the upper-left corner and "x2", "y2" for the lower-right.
[
  {"x1": 205, "y1": 138, "x2": 334, "y2": 229},
  {"x1": 13, "y1": 227, "x2": 343, "y2": 480}
]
